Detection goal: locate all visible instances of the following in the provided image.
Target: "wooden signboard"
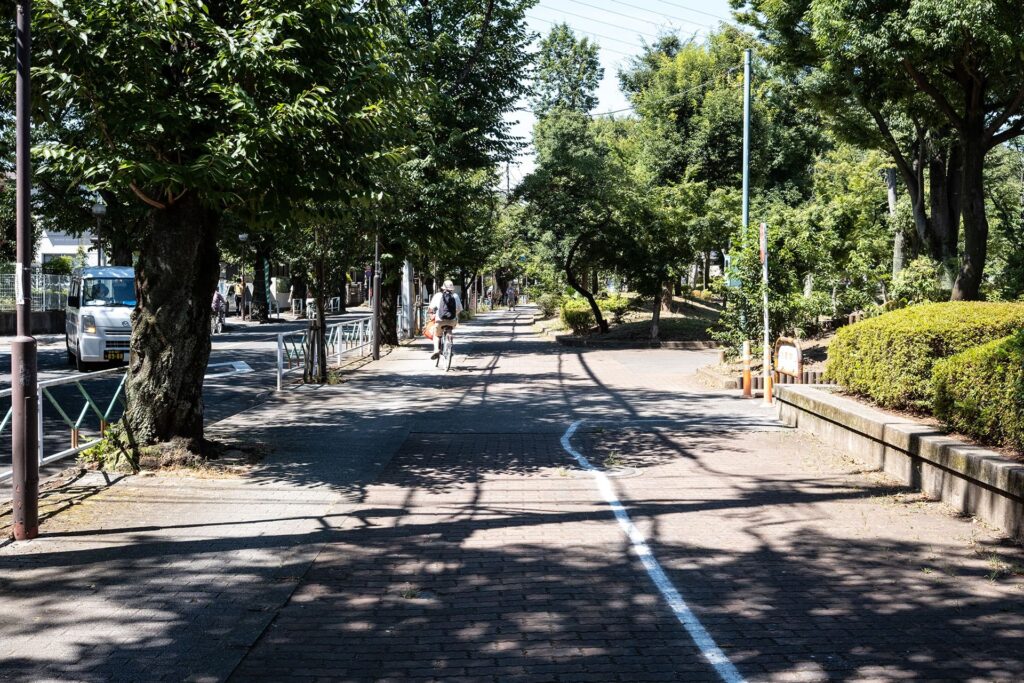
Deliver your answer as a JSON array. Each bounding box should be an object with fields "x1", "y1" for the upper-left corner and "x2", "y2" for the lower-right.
[{"x1": 774, "y1": 336, "x2": 803, "y2": 383}]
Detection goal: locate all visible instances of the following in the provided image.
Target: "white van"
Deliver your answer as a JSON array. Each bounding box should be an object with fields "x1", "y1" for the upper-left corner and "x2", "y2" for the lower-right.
[{"x1": 66, "y1": 266, "x2": 136, "y2": 370}]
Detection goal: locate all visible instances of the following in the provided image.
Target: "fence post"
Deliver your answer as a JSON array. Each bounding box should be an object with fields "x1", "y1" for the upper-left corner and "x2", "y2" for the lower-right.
[
  {"x1": 37, "y1": 386, "x2": 44, "y2": 465},
  {"x1": 276, "y1": 333, "x2": 284, "y2": 391}
]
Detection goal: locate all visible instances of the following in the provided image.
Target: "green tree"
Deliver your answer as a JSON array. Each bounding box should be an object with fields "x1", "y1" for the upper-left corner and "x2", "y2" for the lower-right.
[
  {"x1": 16, "y1": 1, "x2": 414, "y2": 449},
  {"x1": 533, "y1": 23, "x2": 603, "y2": 116},
  {"x1": 738, "y1": 0, "x2": 1024, "y2": 299}
]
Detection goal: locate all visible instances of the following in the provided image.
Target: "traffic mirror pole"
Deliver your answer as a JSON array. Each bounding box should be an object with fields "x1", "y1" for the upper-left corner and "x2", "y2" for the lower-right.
[{"x1": 12, "y1": 0, "x2": 39, "y2": 540}]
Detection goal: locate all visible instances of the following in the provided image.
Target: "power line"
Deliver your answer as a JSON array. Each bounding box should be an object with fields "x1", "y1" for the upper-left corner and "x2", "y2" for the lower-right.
[
  {"x1": 590, "y1": 65, "x2": 740, "y2": 116},
  {"x1": 608, "y1": 0, "x2": 724, "y2": 30},
  {"x1": 527, "y1": 15, "x2": 643, "y2": 54},
  {"x1": 653, "y1": 0, "x2": 731, "y2": 22},
  {"x1": 535, "y1": 4, "x2": 663, "y2": 40},
  {"x1": 561, "y1": 0, "x2": 696, "y2": 31}
]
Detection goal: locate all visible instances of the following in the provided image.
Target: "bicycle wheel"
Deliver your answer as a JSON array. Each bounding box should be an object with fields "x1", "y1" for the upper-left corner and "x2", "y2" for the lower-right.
[{"x1": 443, "y1": 330, "x2": 453, "y2": 371}]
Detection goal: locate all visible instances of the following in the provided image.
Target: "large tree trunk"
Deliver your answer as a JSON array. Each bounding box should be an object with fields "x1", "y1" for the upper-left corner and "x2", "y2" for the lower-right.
[
  {"x1": 380, "y1": 275, "x2": 400, "y2": 345},
  {"x1": 650, "y1": 292, "x2": 662, "y2": 341},
  {"x1": 251, "y1": 249, "x2": 269, "y2": 323},
  {"x1": 125, "y1": 195, "x2": 219, "y2": 450},
  {"x1": 929, "y1": 140, "x2": 962, "y2": 286},
  {"x1": 952, "y1": 135, "x2": 987, "y2": 300},
  {"x1": 304, "y1": 255, "x2": 328, "y2": 383}
]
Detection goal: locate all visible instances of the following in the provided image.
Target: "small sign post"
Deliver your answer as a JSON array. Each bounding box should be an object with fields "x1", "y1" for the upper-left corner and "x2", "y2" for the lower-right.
[{"x1": 773, "y1": 337, "x2": 803, "y2": 385}]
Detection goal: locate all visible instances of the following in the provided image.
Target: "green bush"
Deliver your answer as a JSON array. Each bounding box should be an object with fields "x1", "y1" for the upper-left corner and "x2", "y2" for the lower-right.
[
  {"x1": 825, "y1": 302, "x2": 1024, "y2": 409},
  {"x1": 537, "y1": 293, "x2": 563, "y2": 318},
  {"x1": 933, "y1": 331, "x2": 1024, "y2": 452},
  {"x1": 598, "y1": 294, "x2": 630, "y2": 323},
  {"x1": 560, "y1": 299, "x2": 595, "y2": 335},
  {"x1": 890, "y1": 257, "x2": 946, "y2": 307}
]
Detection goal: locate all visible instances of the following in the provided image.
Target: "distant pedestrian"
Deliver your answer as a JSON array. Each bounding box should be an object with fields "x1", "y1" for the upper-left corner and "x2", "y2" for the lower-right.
[{"x1": 234, "y1": 280, "x2": 245, "y2": 317}]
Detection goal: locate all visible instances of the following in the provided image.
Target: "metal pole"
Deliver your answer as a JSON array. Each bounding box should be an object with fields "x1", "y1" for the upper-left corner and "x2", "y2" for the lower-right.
[
  {"x1": 371, "y1": 231, "x2": 381, "y2": 360},
  {"x1": 12, "y1": 0, "x2": 39, "y2": 541},
  {"x1": 741, "y1": 49, "x2": 751, "y2": 236},
  {"x1": 761, "y1": 222, "x2": 772, "y2": 406}
]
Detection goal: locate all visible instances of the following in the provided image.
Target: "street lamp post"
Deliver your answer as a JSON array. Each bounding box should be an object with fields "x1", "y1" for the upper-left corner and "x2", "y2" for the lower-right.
[
  {"x1": 92, "y1": 202, "x2": 107, "y2": 266},
  {"x1": 12, "y1": 0, "x2": 39, "y2": 540}
]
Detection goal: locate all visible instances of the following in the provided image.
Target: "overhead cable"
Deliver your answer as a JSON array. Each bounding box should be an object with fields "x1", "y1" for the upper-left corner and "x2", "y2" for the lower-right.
[{"x1": 590, "y1": 65, "x2": 740, "y2": 117}]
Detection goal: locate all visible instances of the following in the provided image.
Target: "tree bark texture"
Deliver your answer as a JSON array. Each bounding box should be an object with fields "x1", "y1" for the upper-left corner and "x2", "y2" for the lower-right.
[
  {"x1": 251, "y1": 249, "x2": 269, "y2": 323},
  {"x1": 380, "y1": 276, "x2": 400, "y2": 345},
  {"x1": 928, "y1": 141, "x2": 962, "y2": 286},
  {"x1": 952, "y1": 135, "x2": 987, "y2": 300},
  {"x1": 304, "y1": 256, "x2": 328, "y2": 383},
  {"x1": 125, "y1": 195, "x2": 219, "y2": 449}
]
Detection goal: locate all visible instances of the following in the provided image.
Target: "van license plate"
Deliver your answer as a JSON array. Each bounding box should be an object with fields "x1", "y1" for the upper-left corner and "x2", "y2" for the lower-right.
[{"x1": 104, "y1": 351, "x2": 124, "y2": 361}]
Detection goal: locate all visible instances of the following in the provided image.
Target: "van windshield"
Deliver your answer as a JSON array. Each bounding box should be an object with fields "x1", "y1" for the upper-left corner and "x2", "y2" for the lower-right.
[{"x1": 82, "y1": 277, "x2": 136, "y2": 307}]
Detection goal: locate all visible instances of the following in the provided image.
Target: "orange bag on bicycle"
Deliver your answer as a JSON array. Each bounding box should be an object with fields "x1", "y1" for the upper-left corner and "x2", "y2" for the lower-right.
[{"x1": 423, "y1": 319, "x2": 436, "y2": 340}]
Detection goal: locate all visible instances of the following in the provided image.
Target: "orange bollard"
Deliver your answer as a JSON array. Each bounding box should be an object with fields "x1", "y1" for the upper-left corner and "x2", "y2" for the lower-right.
[{"x1": 742, "y1": 341, "x2": 752, "y2": 398}]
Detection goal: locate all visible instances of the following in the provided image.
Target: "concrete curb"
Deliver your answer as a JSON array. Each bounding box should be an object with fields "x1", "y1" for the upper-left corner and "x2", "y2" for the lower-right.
[
  {"x1": 555, "y1": 335, "x2": 719, "y2": 350},
  {"x1": 776, "y1": 384, "x2": 1024, "y2": 537},
  {"x1": 696, "y1": 366, "x2": 740, "y2": 389}
]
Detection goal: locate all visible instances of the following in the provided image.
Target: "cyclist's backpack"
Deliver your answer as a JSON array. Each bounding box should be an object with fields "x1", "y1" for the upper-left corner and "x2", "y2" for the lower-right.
[{"x1": 440, "y1": 291, "x2": 457, "y2": 320}]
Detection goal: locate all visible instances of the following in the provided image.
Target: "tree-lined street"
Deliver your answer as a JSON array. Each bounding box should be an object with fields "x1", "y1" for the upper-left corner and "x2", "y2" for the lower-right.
[
  {"x1": 3, "y1": 2, "x2": 1024, "y2": 680},
  {"x1": 1, "y1": 309, "x2": 1021, "y2": 682}
]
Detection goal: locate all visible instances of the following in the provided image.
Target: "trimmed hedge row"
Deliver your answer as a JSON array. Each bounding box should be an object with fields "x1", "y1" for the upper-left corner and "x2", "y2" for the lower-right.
[
  {"x1": 560, "y1": 299, "x2": 595, "y2": 335},
  {"x1": 825, "y1": 302, "x2": 1024, "y2": 409},
  {"x1": 933, "y1": 331, "x2": 1024, "y2": 452}
]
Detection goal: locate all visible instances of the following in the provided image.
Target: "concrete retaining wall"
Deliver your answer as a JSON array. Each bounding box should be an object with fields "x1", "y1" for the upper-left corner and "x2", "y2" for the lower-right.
[
  {"x1": 776, "y1": 385, "x2": 1024, "y2": 538},
  {"x1": 0, "y1": 310, "x2": 66, "y2": 336}
]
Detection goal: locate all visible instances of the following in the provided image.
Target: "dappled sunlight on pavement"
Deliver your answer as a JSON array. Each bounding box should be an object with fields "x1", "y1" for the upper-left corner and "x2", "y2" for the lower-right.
[{"x1": 1, "y1": 307, "x2": 1022, "y2": 681}]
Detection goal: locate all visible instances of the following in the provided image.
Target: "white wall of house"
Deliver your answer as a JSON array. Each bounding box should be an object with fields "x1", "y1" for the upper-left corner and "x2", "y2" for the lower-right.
[{"x1": 35, "y1": 229, "x2": 100, "y2": 268}]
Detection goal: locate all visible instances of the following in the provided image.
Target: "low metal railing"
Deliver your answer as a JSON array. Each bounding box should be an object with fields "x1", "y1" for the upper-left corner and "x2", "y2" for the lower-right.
[
  {"x1": 0, "y1": 367, "x2": 127, "y2": 483},
  {"x1": 276, "y1": 315, "x2": 373, "y2": 390},
  {"x1": 329, "y1": 316, "x2": 372, "y2": 365}
]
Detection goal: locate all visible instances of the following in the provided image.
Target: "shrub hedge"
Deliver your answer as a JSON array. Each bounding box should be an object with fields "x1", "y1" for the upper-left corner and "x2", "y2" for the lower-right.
[
  {"x1": 537, "y1": 293, "x2": 563, "y2": 318},
  {"x1": 933, "y1": 331, "x2": 1024, "y2": 452},
  {"x1": 598, "y1": 294, "x2": 630, "y2": 323},
  {"x1": 560, "y1": 299, "x2": 595, "y2": 335},
  {"x1": 824, "y1": 302, "x2": 1024, "y2": 409}
]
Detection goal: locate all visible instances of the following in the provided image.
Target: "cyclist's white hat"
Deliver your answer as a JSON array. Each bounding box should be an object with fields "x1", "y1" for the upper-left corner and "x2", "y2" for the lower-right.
[{"x1": 443, "y1": 279, "x2": 455, "y2": 291}]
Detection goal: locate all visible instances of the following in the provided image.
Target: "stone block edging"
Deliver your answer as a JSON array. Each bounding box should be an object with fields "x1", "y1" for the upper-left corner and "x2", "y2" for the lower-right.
[{"x1": 776, "y1": 384, "x2": 1024, "y2": 537}]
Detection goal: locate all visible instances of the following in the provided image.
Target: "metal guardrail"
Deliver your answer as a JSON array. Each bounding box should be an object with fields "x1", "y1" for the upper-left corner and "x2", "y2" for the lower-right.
[
  {"x1": 276, "y1": 316, "x2": 373, "y2": 390},
  {"x1": 0, "y1": 366, "x2": 127, "y2": 483}
]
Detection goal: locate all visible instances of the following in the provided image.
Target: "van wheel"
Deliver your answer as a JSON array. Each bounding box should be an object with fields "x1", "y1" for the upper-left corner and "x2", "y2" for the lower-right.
[
  {"x1": 75, "y1": 343, "x2": 88, "y2": 372},
  {"x1": 66, "y1": 336, "x2": 75, "y2": 366}
]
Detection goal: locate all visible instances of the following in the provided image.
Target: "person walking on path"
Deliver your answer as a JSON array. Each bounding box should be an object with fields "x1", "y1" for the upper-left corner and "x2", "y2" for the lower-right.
[
  {"x1": 234, "y1": 279, "x2": 245, "y2": 318},
  {"x1": 428, "y1": 279, "x2": 463, "y2": 360}
]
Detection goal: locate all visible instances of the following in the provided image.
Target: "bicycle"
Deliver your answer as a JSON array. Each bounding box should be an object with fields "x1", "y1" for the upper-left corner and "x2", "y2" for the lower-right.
[
  {"x1": 211, "y1": 301, "x2": 225, "y2": 335},
  {"x1": 435, "y1": 325, "x2": 454, "y2": 371}
]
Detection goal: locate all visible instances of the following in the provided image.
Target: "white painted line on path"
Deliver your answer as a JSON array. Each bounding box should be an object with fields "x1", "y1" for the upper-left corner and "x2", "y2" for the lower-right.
[
  {"x1": 560, "y1": 419, "x2": 746, "y2": 683},
  {"x1": 205, "y1": 361, "x2": 254, "y2": 379}
]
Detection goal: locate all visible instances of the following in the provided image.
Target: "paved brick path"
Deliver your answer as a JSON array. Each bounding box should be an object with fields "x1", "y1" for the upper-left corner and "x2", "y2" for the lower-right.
[{"x1": 1, "y1": 308, "x2": 1022, "y2": 682}]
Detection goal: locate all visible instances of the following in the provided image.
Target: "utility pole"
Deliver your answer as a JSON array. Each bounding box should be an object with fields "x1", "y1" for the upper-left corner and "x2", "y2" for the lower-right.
[
  {"x1": 371, "y1": 230, "x2": 381, "y2": 361},
  {"x1": 741, "y1": 49, "x2": 752, "y2": 241},
  {"x1": 12, "y1": 0, "x2": 39, "y2": 541}
]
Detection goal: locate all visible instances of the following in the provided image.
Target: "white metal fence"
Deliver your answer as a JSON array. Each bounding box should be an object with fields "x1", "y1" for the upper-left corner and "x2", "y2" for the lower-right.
[
  {"x1": 276, "y1": 315, "x2": 373, "y2": 390},
  {"x1": 0, "y1": 273, "x2": 71, "y2": 312},
  {"x1": 0, "y1": 367, "x2": 127, "y2": 483}
]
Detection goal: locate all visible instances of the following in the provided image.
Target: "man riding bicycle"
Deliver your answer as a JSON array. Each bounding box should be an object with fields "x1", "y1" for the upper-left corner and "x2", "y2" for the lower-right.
[{"x1": 428, "y1": 280, "x2": 463, "y2": 360}]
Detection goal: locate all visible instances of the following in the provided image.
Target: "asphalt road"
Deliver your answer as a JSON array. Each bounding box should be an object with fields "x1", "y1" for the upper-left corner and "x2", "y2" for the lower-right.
[{"x1": 0, "y1": 308, "x2": 371, "y2": 486}]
